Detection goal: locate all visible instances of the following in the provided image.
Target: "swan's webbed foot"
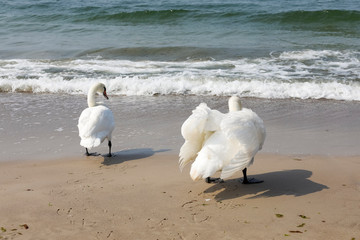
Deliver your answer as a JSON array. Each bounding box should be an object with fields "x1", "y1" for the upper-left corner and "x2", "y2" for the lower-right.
[
  {"x1": 241, "y1": 168, "x2": 263, "y2": 184},
  {"x1": 205, "y1": 177, "x2": 224, "y2": 184},
  {"x1": 241, "y1": 178, "x2": 263, "y2": 184},
  {"x1": 85, "y1": 152, "x2": 100, "y2": 156},
  {"x1": 85, "y1": 148, "x2": 100, "y2": 156}
]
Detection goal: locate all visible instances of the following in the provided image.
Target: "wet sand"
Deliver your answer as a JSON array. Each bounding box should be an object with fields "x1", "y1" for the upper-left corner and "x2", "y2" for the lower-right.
[
  {"x1": 0, "y1": 93, "x2": 360, "y2": 239},
  {"x1": 1, "y1": 93, "x2": 360, "y2": 161}
]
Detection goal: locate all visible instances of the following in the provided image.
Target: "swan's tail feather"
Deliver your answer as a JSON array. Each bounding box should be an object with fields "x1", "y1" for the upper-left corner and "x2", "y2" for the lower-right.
[
  {"x1": 190, "y1": 147, "x2": 221, "y2": 181},
  {"x1": 220, "y1": 153, "x2": 252, "y2": 179},
  {"x1": 80, "y1": 137, "x2": 101, "y2": 149},
  {"x1": 179, "y1": 140, "x2": 201, "y2": 171},
  {"x1": 179, "y1": 103, "x2": 212, "y2": 171}
]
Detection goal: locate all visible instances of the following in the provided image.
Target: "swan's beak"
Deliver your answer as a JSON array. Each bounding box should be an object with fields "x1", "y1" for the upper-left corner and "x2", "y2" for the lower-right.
[{"x1": 103, "y1": 91, "x2": 109, "y2": 100}]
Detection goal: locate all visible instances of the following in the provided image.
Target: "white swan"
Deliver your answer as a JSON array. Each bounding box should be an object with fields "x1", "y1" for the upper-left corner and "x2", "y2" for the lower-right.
[
  {"x1": 179, "y1": 96, "x2": 266, "y2": 184},
  {"x1": 78, "y1": 83, "x2": 115, "y2": 157}
]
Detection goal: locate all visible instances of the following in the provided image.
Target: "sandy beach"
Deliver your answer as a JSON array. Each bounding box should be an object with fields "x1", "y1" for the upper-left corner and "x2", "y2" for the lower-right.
[
  {"x1": 0, "y1": 152, "x2": 359, "y2": 240},
  {"x1": 0, "y1": 94, "x2": 360, "y2": 239}
]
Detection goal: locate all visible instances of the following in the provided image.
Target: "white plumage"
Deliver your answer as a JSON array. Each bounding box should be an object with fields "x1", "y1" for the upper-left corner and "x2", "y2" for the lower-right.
[
  {"x1": 179, "y1": 96, "x2": 266, "y2": 181},
  {"x1": 78, "y1": 83, "x2": 115, "y2": 157}
]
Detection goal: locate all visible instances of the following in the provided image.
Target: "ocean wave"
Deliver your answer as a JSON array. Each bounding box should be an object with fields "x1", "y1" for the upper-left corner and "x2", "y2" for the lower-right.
[
  {"x1": 74, "y1": 9, "x2": 193, "y2": 24},
  {"x1": 3, "y1": 1, "x2": 359, "y2": 30},
  {"x1": 253, "y1": 9, "x2": 360, "y2": 23},
  {"x1": 1, "y1": 76, "x2": 359, "y2": 101},
  {"x1": 72, "y1": 8, "x2": 360, "y2": 26},
  {"x1": 0, "y1": 50, "x2": 359, "y2": 101},
  {"x1": 75, "y1": 46, "x2": 245, "y2": 61},
  {"x1": 11, "y1": 4, "x2": 360, "y2": 27}
]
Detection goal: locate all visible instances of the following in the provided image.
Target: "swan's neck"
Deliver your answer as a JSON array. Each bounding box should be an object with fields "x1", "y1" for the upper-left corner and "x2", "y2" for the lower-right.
[
  {"x1": 87, "y1": 88, "x2": 97, "y2": 107},
  {"x1": 229, "y1": 104, "x2": 242, "y2": 112},
  {"x1": 228, "y1": 97, "x2": 242, "y2": 112}
]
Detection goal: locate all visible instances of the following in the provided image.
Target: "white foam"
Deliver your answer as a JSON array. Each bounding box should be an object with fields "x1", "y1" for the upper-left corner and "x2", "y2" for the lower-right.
[{"x1": 0, "y1": 49, "x2": 359, "y2": 101}]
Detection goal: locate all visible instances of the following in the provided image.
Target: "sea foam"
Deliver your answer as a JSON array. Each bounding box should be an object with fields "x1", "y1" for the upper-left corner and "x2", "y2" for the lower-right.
[{"x1": 0, "y1": 50, "x2": 359, "y2": 101}]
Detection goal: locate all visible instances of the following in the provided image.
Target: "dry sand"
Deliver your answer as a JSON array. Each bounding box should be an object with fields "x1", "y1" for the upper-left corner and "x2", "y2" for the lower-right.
[{"x1": 0, "y1": 151, "x2": 359, "y2": 240}]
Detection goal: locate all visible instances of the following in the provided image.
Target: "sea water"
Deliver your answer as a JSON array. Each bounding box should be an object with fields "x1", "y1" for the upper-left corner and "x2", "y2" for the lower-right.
[{"x1": 0, "y1": 0, "x2": 359, "y2": 100}]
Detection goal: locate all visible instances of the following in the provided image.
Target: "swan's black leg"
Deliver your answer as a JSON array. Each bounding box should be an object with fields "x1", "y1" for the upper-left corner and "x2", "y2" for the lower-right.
[
  {"x1": 241, "y1": 168, "x2": 263, "y2": 184},
  {"x1": 107, "y1": 140, "x2": 112, "y2": 157},
  {"x1": 205, "y1": 177, "x2": 224, "y2": 183}
]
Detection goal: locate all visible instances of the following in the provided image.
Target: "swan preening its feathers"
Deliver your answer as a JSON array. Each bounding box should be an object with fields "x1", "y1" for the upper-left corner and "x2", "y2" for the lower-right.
[
  {"x1": 179, "y1": 96, "x2": 266, "y2": 183},
  {"x1": 78, "y1": 83, "x2": 115, "y2": 157}
]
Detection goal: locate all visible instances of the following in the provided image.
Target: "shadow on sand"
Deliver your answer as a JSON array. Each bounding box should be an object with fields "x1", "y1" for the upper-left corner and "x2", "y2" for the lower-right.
[
  {"x1": 204, "y1": 169, "x2": 328, "y2": 201},
  {"x1": 101, "y1": 148, "x2": 170, "y2": 165}
]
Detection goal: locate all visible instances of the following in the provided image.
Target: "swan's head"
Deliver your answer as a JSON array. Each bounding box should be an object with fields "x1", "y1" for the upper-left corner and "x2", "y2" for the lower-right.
[
  {"x1": 87, "y1": 83, "x2": 109, "y2": 107},
  {"x1": 228, "y1": 96, "x2": 242, "y2": 112},
  {"x1": 91, "y1": 82, "x2": 108, "y2": 99}
]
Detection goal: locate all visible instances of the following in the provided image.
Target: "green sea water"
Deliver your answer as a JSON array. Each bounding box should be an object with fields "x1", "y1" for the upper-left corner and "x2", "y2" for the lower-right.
[{"x1": 0, "y1": 0, "x2": 359, "y2": 100}]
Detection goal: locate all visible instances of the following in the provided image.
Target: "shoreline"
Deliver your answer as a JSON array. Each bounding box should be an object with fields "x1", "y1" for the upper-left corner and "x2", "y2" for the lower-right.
[
  {"x1": 0, "y1": 152, "x2": 359, "y2": 239},
  {"x1": 1, "y1": 93, "x2": 360, "y2": 162}
]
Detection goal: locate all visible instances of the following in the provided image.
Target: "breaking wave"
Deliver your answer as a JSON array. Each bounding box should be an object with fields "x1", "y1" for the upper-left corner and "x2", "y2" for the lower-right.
[{"x1": 1, "y1": 49, "x2": 359, "y2": 101}]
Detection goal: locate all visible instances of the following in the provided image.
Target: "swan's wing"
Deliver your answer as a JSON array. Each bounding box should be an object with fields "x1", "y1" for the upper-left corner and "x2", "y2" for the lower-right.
[
  {"x1": 179, "y1": 103, "x2": 223, "y2": 171},
  {"x1": 220, "y1": 109, "x2": 266, "y2": 179},
  {"x1": 78, "y1": 106, "x2": 115, "y2": 149},
  {"x1": 253, "y1": 111, "x2": 266, "y2": 151},
  {"x1": 92, "y1": 106, "x2": 115, "y2": 140},
  {"x1": 189, "y1": 131, "x2": 229, "y2": 180},
  {"x1": 78, "y1": 108, "x2": 93, "y2": 137}
]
